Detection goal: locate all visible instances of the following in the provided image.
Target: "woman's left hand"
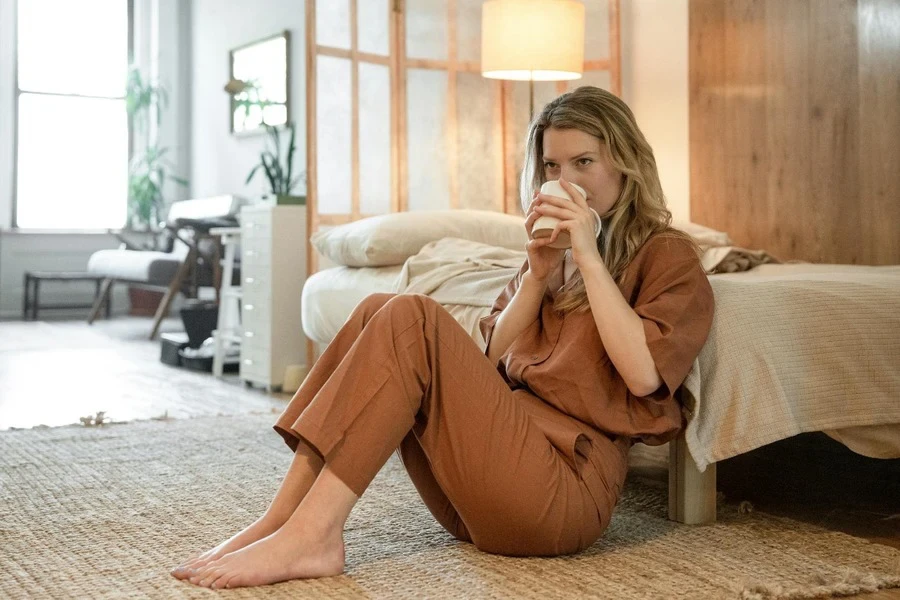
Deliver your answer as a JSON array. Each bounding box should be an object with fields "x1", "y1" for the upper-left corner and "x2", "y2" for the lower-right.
[{"x1": 533, "y1": 178, "x2": 603, "y2": 269}]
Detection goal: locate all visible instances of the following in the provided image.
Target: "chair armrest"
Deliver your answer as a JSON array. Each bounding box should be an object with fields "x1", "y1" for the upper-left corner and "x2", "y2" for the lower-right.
[{"x1": 107, "y1": 229, "x2": 145, "y2": 251}]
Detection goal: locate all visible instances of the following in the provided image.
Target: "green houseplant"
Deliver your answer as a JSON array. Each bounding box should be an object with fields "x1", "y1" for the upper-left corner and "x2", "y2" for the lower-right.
[
  {"x1": 245, "y1": 122, "x2": 305, "y2": 205},
  {"x1": 123, "y1": 68, "x2": 188, "y2": 315},
  {"x1": 126, "y1": 68, "x2": 188, "y2": 230}
]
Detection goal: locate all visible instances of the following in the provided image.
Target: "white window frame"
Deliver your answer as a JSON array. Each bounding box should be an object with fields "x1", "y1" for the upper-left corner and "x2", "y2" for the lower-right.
[{"x1": 12, "y1": 0, "x2": 135, "y2": 231}]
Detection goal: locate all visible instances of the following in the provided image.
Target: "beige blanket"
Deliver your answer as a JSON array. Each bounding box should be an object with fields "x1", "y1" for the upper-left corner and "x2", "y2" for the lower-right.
[
  {"x1": 393, "y1": 240, "x2": 900, "y2": 466},
  {"x1": 682, "y1": 264, "x2": 900, "y2": 470},
  {"x1": 392, "y1": 238, "x2": 523, "y2": 350}
]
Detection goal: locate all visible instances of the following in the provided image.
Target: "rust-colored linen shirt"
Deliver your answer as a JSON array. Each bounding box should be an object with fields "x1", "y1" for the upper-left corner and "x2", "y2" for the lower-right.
[{"x1": 479, "y1": 232, "x2": 715, "y2": 445}]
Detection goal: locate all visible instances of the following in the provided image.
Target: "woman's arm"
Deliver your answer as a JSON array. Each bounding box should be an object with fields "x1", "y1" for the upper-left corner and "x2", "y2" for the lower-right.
[
  {"x1": 581, "y1": 259, "x2": 663, "y2": 397},
  {"x1": 533, "y1": 178, "x2": 663, "y2": 397},
  {"x1": 485, "y1": 270, "x2": 547, "y2": 364}
]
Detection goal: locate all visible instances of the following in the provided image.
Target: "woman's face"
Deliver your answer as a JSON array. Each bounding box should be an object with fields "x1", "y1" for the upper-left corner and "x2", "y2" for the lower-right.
[{"x1": 541, "y1": 127, "x2": 622, "y2": 216}]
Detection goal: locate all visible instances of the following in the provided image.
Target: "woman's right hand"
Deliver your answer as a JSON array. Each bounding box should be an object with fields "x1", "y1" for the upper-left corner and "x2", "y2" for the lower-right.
[{"x1": 523, "y1": 194, "x2": 566, "y2": 282}]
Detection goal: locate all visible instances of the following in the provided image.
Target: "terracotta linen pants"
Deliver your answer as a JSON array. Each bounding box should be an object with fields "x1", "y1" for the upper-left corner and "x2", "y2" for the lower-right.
[{"x1": 274, "y1": 293, "x2": 630, "y2": 556}]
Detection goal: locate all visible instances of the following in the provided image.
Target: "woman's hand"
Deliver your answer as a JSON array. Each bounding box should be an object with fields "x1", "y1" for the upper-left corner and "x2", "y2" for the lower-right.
[
  {"x1": 523, "y1": 192, "x2": 565, "y2": 282},
  {"x1": 533, "y1": 178, "x2": 603, "y2": 269}
]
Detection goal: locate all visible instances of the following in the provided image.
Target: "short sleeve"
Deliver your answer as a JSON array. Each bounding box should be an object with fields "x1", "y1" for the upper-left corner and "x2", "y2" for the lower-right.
[
  {"x1": 479, "y1": 260, "x2": 529, "y2": 352},
  {"x1": 633, "y1": 236, "x2": 714, "y2": 415}
]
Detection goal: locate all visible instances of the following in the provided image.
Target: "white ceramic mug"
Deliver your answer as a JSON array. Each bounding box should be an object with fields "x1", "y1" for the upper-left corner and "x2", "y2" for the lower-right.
[{"x1": 531, "y1": 180, "x2": 588, "y2": 249}]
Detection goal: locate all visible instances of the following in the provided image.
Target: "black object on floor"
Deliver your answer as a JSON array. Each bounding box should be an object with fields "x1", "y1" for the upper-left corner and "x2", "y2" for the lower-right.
[
  {"x1": 160, "y1": 332, "x2": 190, "y2": 366},
  {"x1": 178, "y1": 351, "x2": 239, "y2": 373},
  {"x1": 180, "y1": 301, "x2": 218, "y2": 348}
]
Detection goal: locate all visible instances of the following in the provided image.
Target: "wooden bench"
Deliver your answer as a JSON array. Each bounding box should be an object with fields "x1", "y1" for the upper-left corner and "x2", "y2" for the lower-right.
[{"x1": 22, "y1": 272, "x2": 109, "y2": 321}]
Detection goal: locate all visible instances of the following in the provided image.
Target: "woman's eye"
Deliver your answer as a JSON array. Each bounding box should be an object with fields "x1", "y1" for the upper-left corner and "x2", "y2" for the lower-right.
[
  {"x1": 578, "y1": 158, "x2": 593, "y2": 166},
  {"x1": 543, "y1": 163, "x2": 558, "y2": 170}
]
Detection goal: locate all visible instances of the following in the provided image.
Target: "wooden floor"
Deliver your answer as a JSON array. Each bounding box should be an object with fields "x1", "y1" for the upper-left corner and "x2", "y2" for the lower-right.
[
  {"x1": 0, "y1": 315, "x2": 291, "y2": 429},
  {"x1": 2, "y1": 314, "x2": 898, "y2": 598}
]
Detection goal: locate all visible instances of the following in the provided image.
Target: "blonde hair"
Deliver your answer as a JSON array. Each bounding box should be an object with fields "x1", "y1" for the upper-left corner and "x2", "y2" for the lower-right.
[{"x1": 520, "y1": 86, "x2": 693, "y2": 313}]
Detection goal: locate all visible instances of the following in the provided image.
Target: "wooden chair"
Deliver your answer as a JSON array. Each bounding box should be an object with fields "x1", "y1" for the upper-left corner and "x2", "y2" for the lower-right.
[{"x1": 87, "y1": 195, "x2": 244, "y2": 339}]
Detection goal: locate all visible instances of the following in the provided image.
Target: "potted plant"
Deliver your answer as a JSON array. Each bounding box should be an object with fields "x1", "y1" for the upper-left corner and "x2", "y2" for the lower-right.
[
  {"x1": 126, "y1": 68, "x2": 189, "y2": 230},
  {"x1": 124, "y1": 68, "x2": 188, "y2": 314},
  {"x1": 245, "y1": 122, "x2": 306, "y2": 205}
]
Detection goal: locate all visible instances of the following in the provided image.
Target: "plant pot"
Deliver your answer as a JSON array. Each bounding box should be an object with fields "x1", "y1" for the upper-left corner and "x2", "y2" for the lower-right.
[
  {"x1": 260, "y1": 194, "x2": 306, "y2": 206},
  {"x1": 128, "y1": 287, "x2": 165, "y2": 316}
]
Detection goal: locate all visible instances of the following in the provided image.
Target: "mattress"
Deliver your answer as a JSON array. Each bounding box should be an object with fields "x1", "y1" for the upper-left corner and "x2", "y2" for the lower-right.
[{"x1": 301, "y1": 265, "x2": 404, "y2": 344}]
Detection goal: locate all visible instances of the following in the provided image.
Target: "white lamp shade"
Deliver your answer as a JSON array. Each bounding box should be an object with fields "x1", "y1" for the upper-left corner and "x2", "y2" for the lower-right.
[{"x1": 481, "y1": 0, "x2": 585, "y2": 82}]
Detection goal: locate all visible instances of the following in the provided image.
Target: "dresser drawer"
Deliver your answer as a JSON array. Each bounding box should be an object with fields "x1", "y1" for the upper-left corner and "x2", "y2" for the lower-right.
[
  {"x1": 240, "y1": 210, "x2": 272, "y2": 240},
  {"x1": 241, "y1": 285, "x2": 270, "y2": 310},
  {"x1": 241, "y1": 272, "x2": 269, "y2": 296},
  {"x1": 241, "y1": 300, "x2": 270, "y2": 329},
  {"x1": 240, "y1": 352, "x2": 271, "y2": 380},
  {"x1": 241, "y1": 323, "x2": 272, "y2": 346},
  {"x1": 241, "y1": 246, "x2": 270, "y2": 267},
  {"x1": 241, "y1": 235, "x2": 271, "y2": 255}
]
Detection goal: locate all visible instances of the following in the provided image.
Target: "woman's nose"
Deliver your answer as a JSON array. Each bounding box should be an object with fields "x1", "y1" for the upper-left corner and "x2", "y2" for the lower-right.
[{"x1": 559, "y1": 169, "x2": 581, "y2": 188}]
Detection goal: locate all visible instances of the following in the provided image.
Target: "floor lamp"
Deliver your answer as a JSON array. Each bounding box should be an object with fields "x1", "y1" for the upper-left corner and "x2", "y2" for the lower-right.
[{"x1": 481, "y1": 0, "x2": 586, "y2": 118}]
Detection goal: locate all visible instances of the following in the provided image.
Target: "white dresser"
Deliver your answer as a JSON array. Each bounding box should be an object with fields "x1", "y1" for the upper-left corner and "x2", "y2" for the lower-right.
[{"x1": 239, "y1": 204, "x2": 307, "y2": 391}]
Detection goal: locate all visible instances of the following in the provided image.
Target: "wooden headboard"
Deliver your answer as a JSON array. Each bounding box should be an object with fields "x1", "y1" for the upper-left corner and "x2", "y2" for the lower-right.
[{"x1": 689, "y1": 0, "x2": 900, "y2": 265}]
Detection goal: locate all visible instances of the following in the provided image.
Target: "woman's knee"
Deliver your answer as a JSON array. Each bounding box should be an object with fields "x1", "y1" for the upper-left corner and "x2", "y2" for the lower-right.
[{"x1": 353, "y1": 293, "x2": 396, "y2": 320}]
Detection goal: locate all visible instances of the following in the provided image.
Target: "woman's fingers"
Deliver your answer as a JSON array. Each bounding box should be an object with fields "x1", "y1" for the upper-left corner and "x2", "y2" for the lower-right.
[
  {"x1": 527, "y1": 236, "x2": 558, "y2": 251},
  {"x1": 534, "y1": 202, "x2": 577, "y2": 221},
  {"x1": 558, "y1": 178, "x2": 589, "y2": 209},
  {"x1": 536, "y1": 193, "x2": 585, "y2": 218},
  {"x1": 523, "y1": 210, "x2": 541, "y2": 239}
]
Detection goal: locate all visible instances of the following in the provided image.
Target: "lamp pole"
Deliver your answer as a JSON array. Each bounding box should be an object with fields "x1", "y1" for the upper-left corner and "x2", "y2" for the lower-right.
[{"x1": 529, "y1": 75, "x2": 535, "y2": 120}]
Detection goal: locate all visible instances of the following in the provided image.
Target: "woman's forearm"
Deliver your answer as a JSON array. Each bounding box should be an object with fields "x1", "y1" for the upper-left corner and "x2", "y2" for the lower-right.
[
  {"x1": 580, "y1": 260, "x2": 663, "y2": 397},
  {"x1": 486, "y1": 271, "x2": 547, "y2": 364}
]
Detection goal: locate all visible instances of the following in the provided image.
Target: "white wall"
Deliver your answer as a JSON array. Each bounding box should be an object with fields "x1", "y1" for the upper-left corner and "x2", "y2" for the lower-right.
[
  {"x1": 621, "y1": 0, "x2": 690, "y2": 223},
  {"x1": 189, "y1": 0, "x2": 307, "y2": 200}
]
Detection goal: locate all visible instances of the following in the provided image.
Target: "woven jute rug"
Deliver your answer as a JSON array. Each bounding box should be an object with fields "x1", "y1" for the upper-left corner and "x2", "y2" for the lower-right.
[{"x1": 1, "y1": 414, "x2": 897, "y2": 600}]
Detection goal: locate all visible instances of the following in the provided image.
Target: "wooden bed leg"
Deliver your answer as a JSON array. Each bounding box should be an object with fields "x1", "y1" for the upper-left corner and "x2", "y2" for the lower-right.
[{"x1": 668, "y1": 431, "x2": 717, "y2": 524}]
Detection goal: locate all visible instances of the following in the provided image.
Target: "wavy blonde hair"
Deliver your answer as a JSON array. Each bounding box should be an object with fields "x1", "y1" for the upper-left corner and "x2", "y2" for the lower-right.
[{"x1": 520, "y1": 86, "x2": 693, "y2": 313}]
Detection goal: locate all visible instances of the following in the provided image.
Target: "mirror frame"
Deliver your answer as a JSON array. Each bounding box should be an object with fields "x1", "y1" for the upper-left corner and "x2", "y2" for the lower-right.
[{"x1": 228, "y1": 30, "x2": 291, "y2": 136}]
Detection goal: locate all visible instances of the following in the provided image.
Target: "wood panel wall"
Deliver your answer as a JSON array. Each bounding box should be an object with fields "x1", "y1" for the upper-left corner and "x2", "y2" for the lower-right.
[{"x1": 689, "y1": 0, "x2": 900, "y2": 265}]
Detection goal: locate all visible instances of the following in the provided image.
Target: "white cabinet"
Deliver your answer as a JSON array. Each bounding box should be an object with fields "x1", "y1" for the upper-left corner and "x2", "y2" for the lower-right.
[{"x1": 239, "y1": 205, "x2": 307, "y2": 391}]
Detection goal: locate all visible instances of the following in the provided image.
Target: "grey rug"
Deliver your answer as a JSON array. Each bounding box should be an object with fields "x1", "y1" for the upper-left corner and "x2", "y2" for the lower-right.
[{"x1": 1, "y1": 413, "x2": 897, "y2": 599}]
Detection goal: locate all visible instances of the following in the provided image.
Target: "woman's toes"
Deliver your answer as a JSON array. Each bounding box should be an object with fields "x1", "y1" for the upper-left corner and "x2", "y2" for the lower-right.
[
  {"x1": 220, "y1": 572, "x2": 241, "y2": 589},
  {"x1": 209, "y1": 571, "x2": 232, "y2": 590},
  {"x1": 170, "y1": 565, "x2": 190, "y2": 579},
  {"x1": 198, "y1": 568, "x2": 224, "y2": 588}
]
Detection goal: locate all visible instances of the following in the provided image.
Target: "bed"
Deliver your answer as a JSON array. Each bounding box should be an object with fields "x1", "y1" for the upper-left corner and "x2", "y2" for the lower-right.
[{"x1": 301, "y1": 210, "x2": 900, "y2": 524}]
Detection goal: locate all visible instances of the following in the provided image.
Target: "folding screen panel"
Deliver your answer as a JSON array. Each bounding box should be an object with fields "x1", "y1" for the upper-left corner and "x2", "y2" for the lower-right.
[
  {"x1": 307, "y1": 0, "x2": 622, "y2": 254},
  {"x1": 401, "y1": 0, "x2": 505, "y2": 213},
  {"x1": 308, "y1": 0, "x2": 396, "y2": 232}
]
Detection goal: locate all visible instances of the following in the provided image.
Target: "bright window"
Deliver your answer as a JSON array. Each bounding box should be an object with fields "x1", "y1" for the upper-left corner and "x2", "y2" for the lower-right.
[{"x1": 15, "y1": 0, "x2": 130, "y2": 229}]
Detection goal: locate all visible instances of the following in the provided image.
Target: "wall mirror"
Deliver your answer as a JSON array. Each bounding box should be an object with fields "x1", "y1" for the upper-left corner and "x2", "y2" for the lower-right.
[{"x1": 228, "y1": 31, "x2": 290, "y2": 135}]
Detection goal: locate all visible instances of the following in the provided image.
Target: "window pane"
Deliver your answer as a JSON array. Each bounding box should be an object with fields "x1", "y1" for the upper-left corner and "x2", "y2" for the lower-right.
[
  {"x1": 17, "y1": 94, "x2": 128, "y2": 229},
  {"x1": 18, "y1": 0, "x2": 128, "y2": 96}
]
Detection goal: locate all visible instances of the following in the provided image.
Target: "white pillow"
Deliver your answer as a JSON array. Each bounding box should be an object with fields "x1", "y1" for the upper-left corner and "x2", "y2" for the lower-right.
[
  {"x1": 672, "y1": 221, "x2": 734, "y2": 247},
  {"x1": 311, "y1": 210, "x2": 528, "y2": 267}
]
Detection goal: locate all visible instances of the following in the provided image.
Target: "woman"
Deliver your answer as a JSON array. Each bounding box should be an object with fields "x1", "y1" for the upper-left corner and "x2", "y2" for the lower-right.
[{"x1": 172, "y1": 86, "x2": 714, "y2": 589}]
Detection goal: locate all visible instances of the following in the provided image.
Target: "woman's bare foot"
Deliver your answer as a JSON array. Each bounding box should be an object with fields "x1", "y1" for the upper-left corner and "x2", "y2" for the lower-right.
[
  {"x1": 170, "y1": 516, "x2": 282, "y2": 580},
  {"x1": 187, "y1": 520, "x2": 345, "y2": 589}
]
